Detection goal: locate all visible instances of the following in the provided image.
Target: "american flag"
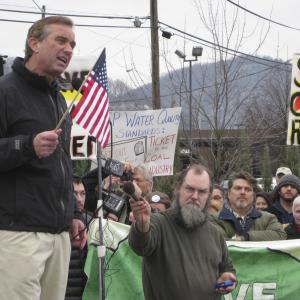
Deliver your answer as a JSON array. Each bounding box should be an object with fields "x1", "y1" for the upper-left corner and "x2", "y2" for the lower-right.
[{"x1": 70, "y1": 49, "x2": 110, "y2": 148}]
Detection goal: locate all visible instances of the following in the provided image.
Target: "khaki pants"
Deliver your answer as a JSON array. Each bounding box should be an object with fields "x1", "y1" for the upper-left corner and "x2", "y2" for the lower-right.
[{"x1": 0, "y1": 230, "x2": 71, "y2": 300}]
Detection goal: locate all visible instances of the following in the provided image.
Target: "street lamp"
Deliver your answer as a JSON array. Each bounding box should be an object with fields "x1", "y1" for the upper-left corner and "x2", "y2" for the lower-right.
[{"x1": 175, "y1": 46, "x2": 203, "y2": 140}]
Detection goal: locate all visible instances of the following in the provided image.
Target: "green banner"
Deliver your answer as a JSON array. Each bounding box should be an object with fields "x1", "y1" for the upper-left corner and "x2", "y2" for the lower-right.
[{"x1": 84, "y1": 220, "x2": 300, "y2": 300}]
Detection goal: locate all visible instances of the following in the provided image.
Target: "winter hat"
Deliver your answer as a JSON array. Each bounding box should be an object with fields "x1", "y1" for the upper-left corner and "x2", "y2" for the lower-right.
[
  {"x1": 276, "y1": 167, "x2": 292, "y2": 177},
  {"x1": 276, "y1": 174, "x2": 300, "y2": 194},
  {"x1": 255, "y1": 191, "x2": 272, "y2": 207}
]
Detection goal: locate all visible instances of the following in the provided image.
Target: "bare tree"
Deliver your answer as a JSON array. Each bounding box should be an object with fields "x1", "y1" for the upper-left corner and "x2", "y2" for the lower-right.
[
  {"x1": 243, "y1": 61, "x2": 291, "y2": 175},
  {"x1": 180, "y1": 0, "x2": 272, "y2": 181}
]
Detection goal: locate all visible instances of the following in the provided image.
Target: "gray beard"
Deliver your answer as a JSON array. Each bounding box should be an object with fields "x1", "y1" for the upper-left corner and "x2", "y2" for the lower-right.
[{"x1": 173, "y1": 200, "x2": 207, "y2": 228}]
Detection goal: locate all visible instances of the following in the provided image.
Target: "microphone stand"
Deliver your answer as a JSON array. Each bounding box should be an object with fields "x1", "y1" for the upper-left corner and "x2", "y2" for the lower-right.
[{"x1": 97, "y1": 142, "x2": 105, "y2": 300}]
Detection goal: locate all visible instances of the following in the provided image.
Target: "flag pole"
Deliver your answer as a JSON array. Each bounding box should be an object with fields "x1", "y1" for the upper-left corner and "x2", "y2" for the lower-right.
[
  {"x1": 54, "y1": 71, "x2": 91, "y2": 131},
  {"x1": 97, "y1": 142, "x2": 106, "y2": 300},
  {"x1": 55, "y1": 49, "x2": 106, "y2": 130}
]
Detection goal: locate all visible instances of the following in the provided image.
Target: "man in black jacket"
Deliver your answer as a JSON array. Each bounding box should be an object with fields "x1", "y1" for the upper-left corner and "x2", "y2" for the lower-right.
[
  {"x1": 268, "y1": 174, "x2": 300, "y2": 226},
  {"x1": 0, "y1": 16, "x2": 86, "y2": 300},
  {"x1": 65, "y1": 177, "x2": 91, "y2": 300}
]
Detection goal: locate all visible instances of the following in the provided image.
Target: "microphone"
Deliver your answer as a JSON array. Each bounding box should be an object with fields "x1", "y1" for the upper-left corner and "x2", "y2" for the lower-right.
[{"x1": 123, "y1": 182, "x2": 141, "y2": 201}]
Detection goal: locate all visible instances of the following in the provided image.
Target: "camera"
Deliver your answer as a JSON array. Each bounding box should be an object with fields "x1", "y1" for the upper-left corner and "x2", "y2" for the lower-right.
[
  {"x1": 81, "y1": 158, "x2": 133, "y2": 212},
  {"x1": 102, "y1": 190, "x2": 126, "y2": 218},
  {"x1": 101, "y1": 158, "x2": 133, "y2": 181}
]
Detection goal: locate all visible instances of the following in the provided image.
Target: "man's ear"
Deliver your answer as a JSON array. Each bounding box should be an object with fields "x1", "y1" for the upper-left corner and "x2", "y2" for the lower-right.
[{"x1": 27, "y1": 37, "x2": 40, "y2": 53}]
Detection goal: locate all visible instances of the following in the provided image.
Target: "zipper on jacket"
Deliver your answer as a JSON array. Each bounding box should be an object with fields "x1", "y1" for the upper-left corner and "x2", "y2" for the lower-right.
[
  {"x1": 49, "y1": 92, "x2": 66, "y2": 231},
  {"x1": 59, "y1": 146, "x2": 66, "y2": 216},
  {"x1": 57, "y1": 94, "x2": 69, "y2": 224}
]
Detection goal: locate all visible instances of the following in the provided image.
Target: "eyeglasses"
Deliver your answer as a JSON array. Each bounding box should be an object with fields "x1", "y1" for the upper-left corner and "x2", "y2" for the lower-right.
[{"x1": 183, "y1": 185, "x2": 209, "y2": 197}]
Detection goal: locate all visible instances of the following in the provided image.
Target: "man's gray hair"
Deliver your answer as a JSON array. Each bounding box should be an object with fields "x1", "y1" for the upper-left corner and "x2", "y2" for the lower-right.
[
  {"x1": 175, "y1": 164, "x2": 212, "y2": 193},
  {"x1": 24, "y1": 16, "x2": 74, "y2": 62},
  {"x1": 293, "y1": 196, "x2": 300, "y2": 212},
  {"x1": 134, "y1": 165, "x2": 153, "y2": 182}
]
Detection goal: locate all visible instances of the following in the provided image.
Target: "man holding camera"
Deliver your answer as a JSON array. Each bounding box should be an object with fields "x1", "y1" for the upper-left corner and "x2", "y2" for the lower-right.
[
  {"x1": 132, "y1": 165, "x2": 153, "y2": 196},
  {"x1": 128, "y1": 164, "x2": 236, "y2": 300},
  {"x1": 102, "y1": 163, "x2": 154, "y2": 223}
]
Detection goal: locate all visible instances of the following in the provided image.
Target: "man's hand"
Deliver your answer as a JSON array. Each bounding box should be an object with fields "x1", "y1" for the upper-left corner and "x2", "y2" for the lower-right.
[
  {"x1": 123, "y1": 161, "x2": 134, "y2": 173},
  {"x1": 215, "y1": 272, "x2": 237, "y2": 294},
  {"x1": 70, "y1": 218, "x2": 87, "y2": 249},
  {"x1": 231, "y1": 234, "x2": 244, "y2": 241},
  {"x1": 103, "y1": 175, "x2": 121, "y2": 190},
  {"x1": 129, "y1": 197, "x2": 151, "y2": 233},
  {"x1": 106, "y1": 213, "x2": 119, "y2": 222},
  {"x1": 33, "y1": 129, "x2": 62, "y2": 158},
  {"x1": 132, "y1": 181, "x2": 142, "y2": 198}
]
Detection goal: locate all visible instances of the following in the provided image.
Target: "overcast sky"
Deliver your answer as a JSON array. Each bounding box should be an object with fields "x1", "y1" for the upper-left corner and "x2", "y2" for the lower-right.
[{"x1": 0, "y1": 0, "x2": 299, "y2": 86}]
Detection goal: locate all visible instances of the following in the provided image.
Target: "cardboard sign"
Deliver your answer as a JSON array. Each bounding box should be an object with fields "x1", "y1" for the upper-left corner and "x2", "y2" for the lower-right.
[{"x1": 69, "y1": 108, "x2": 181, "y2": 176}]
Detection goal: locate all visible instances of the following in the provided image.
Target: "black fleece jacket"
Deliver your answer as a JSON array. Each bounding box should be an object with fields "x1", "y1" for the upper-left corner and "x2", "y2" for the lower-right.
[{"x1": 0, "y1": 57, "x2": 81, "y2": 233}]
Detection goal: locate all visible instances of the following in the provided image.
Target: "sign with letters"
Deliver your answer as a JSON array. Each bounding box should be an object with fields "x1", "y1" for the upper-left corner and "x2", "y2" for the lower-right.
[
  {"x1": 60, "y1": 58, "x2": 181, "y2": 176},
  {"x1": 70, "y1": 108, "x2": 181, "y2": 176},
  {"x1": 107, "y1": 108, "x2": 181, "y2": 176},
  {"x1": 63, "y1": 88, "x2": 181, "y2": 176},
  {"x1": 84, "y1": 221, "x2": 300, "y2": 300},
  {"x1": 287, "y1": 54, "x2": 300, "y2": 145}
]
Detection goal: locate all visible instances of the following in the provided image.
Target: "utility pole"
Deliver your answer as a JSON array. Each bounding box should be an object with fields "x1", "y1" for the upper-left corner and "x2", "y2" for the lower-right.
[
  {"x1": 42, "y1": 5, "x2": 46, "y2": 18},
  {"x1": 150, "y1": 0, "x2": 161, "y2": 109},
  {"x1": 0, "y1": 55, "x2": 7, "y2": 77}
]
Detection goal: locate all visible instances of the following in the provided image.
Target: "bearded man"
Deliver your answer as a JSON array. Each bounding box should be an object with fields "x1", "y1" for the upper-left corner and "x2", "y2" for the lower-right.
[
  {"x1": 210, "y1": 171, "x2": 286, "y2": 241},
  {"x1": 267, "y1": 174, "x2": 300, "y2": 226},
  {"x1": 128, "y1": 164, "x2": 236, "y2": 300}
]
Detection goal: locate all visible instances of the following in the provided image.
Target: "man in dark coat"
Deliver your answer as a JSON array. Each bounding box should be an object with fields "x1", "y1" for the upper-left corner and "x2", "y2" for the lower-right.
[
  {"x1": 268, "y1": 174, "x2": 300, "y2": 226},
  {"x1": 0, "y1": 16, "x2": 86, "y2": 300}
]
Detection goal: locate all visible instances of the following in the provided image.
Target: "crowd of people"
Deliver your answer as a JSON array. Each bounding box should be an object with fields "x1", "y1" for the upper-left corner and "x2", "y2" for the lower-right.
[
  {"x1": 72, "y1": 162, "x2": 300, "y2": 299},
  {"x1": 1, "y1": 14, "x2": 300, "y2": 300}
]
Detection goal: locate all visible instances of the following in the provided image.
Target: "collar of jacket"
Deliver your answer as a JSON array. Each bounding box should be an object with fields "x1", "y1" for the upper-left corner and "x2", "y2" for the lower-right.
[
  {"x1": 12, "y1": 57, "x2": 61, "y2": 92},
  {"x1": 273, "y1": 201, "x2": 289, "y2": 214},
  {"x1": 218, "y1": 205, "x2": 261, "y2": 236},
  {"x1": 219, "y1": 205, "x2": 261, "y2": 221}
]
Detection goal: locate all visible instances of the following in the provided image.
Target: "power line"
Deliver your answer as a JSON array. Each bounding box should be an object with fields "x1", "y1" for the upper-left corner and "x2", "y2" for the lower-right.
[
  {"x1": 225, "y1": 0, "x2": 300, "y2": 32},
  {"x1": 76, "y1": 24, "x2": 150, "y2": 29},
  {"x1": 0, "y1": 18, "x2": 149, "y2": 29},
  {"x1": 0, "y1": 18, "x2": 32, "y2": 24},
  {"x1": 172, "y1": 31, "x2": 290, "y2": 72},
  {"x1": 0, "y1": 7, "x2": 291, "y2": 68},
  {"x1": 0, "y1": 8, "x2": 150, "y2": 20},
  {"x1": 31, "y1": 0, "x2": 42, "y2": 12},
  {"x1": 159, "y1": 20, "x2": 291, "y2": 68}
]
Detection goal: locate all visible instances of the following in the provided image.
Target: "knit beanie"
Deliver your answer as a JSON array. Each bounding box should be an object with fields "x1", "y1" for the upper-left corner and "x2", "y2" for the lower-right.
[
  {"x1": 276, "y1": 174, "x2": 300, "y2": 193},
  {"x1": 256, "y1": 191, "x2": 272, "y2": 207}
]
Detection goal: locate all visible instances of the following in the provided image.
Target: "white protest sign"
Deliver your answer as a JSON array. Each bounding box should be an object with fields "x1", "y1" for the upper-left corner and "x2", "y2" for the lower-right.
[
  {"x1": 107, "y1": 108, "x2": 181, "y2": 176},
  {"x1": 70, "y1": 107, "x2": 181, "y2": 176}
]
